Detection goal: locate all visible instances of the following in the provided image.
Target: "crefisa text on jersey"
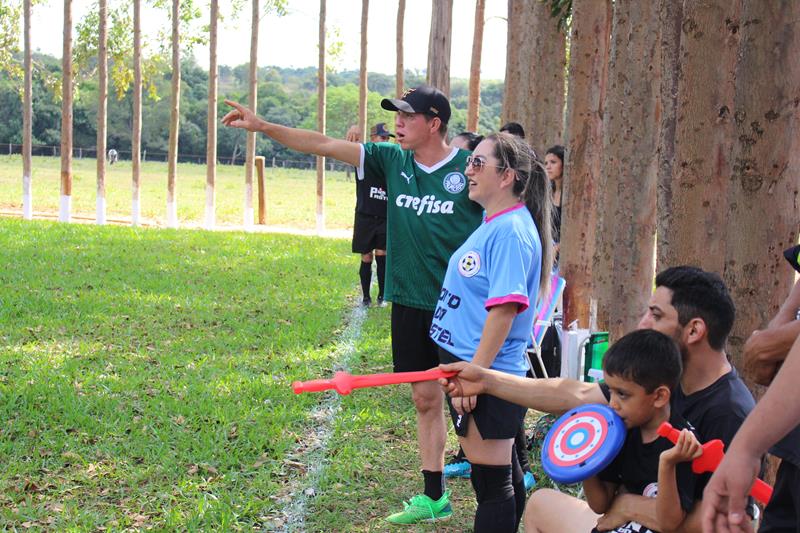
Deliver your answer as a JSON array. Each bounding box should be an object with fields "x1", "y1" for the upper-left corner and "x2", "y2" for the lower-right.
[{"x1": 395, "y1": 194, "x2": 455, "y2": 216}]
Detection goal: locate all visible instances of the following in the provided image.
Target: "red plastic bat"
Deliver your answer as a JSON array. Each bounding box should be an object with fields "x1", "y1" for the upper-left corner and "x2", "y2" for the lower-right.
[
  {"x1": 657, "y1": 422, "x2": 773, "y2": 504},
  {"x1": 292, "y1": 369, "x2": 457, "y2": 395}
]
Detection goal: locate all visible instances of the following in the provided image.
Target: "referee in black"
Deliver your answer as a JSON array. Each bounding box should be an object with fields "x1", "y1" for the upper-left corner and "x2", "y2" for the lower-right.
[{"x1": 347, "y1": 122, "x2": 393, "y2": 306}]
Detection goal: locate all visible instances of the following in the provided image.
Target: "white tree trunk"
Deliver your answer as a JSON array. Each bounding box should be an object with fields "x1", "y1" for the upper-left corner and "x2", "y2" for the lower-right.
[
  {"x1": 60, "y1": 0, "x2": 73, "y2": 223},
  {"x1": 22, "y1": 0, "x2": 32, "y2": 220},
  {"x1": 166, "y1": 0, "x2": 181, "y2": 228},
  {"x1": 205, "y1": 0, "x2": 218, "y2": 229},
  {"x1": 96, "y1": 0, "x2": 108, "y2": 225},
  {"x1": 316, "y1": 0, "x2": 326, "y2": 233},
  {"x1": 131, "y1": 0, "x2": 142, "y2": 226}
]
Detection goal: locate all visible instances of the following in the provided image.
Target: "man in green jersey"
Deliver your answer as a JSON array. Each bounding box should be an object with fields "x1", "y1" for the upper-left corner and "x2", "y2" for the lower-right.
[{"x1": 223, "y1": 85, "x2": 483, "y2": 524}]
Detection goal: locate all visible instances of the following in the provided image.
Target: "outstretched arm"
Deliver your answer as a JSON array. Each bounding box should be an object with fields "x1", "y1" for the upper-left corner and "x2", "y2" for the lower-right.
[
  {"x1": 438, "y1": 361, "x2": 606, "y2": 414},
  {"x1": 222, "y1": 100, "x2": 362, "y2": 167}
]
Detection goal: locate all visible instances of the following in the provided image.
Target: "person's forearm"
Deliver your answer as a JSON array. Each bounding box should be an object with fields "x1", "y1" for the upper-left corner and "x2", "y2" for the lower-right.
[
  {"x1": 768, "y1": 280, "x2": 800, "y2": 328},
  {"x1": 471, "y1": 305, "x2": 516, "y2": 368},
  {"x1": 482, "y1": 370, "x2": 605, "y2": 414},
  {"x1": 611, "y1": 494, "x2": 663, "y2": 532},
  {"x1": 656, "y1": 462, "x2": 687, "y2": 531},
  {"x1": 256, "y1": 121, "x2": 361, "y2": 166},
  {"x1": 731, "y1": 334, "x2": 800, "y2": 456},
  {"x1": 582, "y1": 477, "x2": 613, "y2": 514}
]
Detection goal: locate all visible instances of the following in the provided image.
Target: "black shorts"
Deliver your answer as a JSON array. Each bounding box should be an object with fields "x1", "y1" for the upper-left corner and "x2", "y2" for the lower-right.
[
  {"x1": 391, "y1": 303, "x2": 439, "y2": 372},
  {"x1": 439, "y1": 348, "x2": 528, "y2": 440},
  {"x1": 352, "y1": 212, "x2": 386, "y2": 254},
  {"x1": 759, "y1": 459, "x2": 800, "y2": 533}
]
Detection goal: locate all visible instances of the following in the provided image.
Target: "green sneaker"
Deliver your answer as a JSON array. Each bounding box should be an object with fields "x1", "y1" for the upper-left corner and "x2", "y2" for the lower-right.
[{"x1": 385, "y1": 490, "x2": 452, "y2": 525}]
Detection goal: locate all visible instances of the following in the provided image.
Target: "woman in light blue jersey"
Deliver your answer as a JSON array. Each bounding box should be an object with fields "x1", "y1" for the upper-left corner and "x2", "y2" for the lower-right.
[{"x1": 430, "y1": 133, "x2": 554, "y2": 532}]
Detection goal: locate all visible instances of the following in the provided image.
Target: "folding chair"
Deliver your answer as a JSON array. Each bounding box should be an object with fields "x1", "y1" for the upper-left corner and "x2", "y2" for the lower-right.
[{"x1": 527, "y1": 274, "x2": 566, "y2": 378}]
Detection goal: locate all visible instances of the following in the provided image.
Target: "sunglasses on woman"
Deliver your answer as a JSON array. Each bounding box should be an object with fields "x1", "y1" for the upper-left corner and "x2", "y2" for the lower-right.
[{"x1": 465, "y1": 155, "x2": 506, "y2": 171}]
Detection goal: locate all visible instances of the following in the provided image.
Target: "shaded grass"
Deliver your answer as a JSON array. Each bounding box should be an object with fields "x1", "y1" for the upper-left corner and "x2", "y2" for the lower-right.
[
  {"x1": 0, "y1": 218, "x2": 357, "y2": 529},
  {"x1": 0, "y1": 155, "x2": 356, "y2": 230}
]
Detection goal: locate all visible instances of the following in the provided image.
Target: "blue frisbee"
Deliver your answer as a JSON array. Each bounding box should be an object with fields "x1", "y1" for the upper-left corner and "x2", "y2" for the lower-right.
[{"x1": 541, "y1": 403, "x2": 626, "y2": 484}]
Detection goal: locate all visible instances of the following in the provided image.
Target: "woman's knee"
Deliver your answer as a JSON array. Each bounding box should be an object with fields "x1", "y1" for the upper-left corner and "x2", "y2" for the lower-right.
[
  {"x1": 524, "y1": 488, "x2": 559, "y2": 531},
  {"x1": 411, "y1": 383, "x2": 441, "y2": 412}
]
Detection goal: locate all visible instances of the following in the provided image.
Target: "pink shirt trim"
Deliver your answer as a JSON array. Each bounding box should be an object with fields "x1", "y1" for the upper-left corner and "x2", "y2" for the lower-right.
[
  {"x1": 485, "y1": 202, "x2": 525, "y2": 223},
  {"x1": 485, "y1": 294, "x2": 530, "y2": 314}
]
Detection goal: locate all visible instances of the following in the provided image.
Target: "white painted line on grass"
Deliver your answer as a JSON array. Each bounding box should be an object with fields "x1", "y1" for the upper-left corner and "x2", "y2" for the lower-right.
[{"x1": 276, "y1": 303, "x2": 367, "y2": 532}]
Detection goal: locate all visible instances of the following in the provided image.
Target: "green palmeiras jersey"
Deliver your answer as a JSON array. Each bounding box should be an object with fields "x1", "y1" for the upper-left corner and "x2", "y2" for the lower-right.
[{"x1": 359, "y1": 142, "x2": 483, "y2": 311}]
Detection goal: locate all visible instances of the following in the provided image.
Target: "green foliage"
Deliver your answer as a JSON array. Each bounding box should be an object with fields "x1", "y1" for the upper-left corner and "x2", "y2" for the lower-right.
[
  {"x1": 0, "y1": 0, "x2": 22, "y2": 82},
  {"x1": 543, "y1": 0, "x2": 572, "y2": 32}
]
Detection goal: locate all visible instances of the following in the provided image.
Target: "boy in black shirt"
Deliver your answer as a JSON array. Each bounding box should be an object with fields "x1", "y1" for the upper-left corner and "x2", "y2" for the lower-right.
[{"x1": 526, "y1": 330, "x2": 701, "y2": 533}]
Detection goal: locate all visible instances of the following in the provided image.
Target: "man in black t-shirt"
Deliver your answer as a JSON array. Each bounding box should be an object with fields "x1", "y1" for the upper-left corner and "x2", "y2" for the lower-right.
[
  {"x1": 348, "y1": 123, "x2": 392, "y2": 306},
  {"x1": 439, "y1": 266, "x2": 755, "y2": 532}
]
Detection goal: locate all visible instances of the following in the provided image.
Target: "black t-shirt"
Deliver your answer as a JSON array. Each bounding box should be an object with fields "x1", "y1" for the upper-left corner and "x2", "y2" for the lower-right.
[
  {"x1": 593, "y1": 410, "x2": 697, "y2": 533},
  {"x1": 354, "y1": 143, "x2": 388, "y2": 218},
  {"x1": 600, "y1": 367, "x2": 755, "y2": 500},
  {"x1": 769, "y1": 425, "x2": 800, "y2": 467}
]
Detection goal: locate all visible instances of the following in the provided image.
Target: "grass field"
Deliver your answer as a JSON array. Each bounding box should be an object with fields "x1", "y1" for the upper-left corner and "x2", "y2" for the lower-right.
[
  {"x1": 0, "y1": 155, "x2": 356, "y2": 230},
  {"x1": 0, "y1": 216, "x2": 562, "y2": 531}
]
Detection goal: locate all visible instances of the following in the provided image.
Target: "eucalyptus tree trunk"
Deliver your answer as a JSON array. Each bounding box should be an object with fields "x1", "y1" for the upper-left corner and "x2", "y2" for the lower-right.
[
  {"x1": 395, "y1": 0, "x2": 404, "y2": 97},
  {"x1": 466, "y1": 0, "x2": 485, "y2": 132},
  {"x1": 205, "y1": 0, "x2": 218, "y2": 229},
  {"x1": 316, "y1": 0, "x2": 326, "y2": 233},
  {"x1": 358, "y1": 0, "x2": 368, "y2": 141},
  {"x1": 166, "y1": 0, "x2": 181, "y2": 228},
  {"x1": 60, "y1": 0, "x2": 73, "y2": 222},
  {"x1": 559, "y1": 0, "x2": 611, "y2": 329},
  {"x1": 131, "y1": 0, "x2": 142, "y2": 225},
  {"x1": 658, "y1": 0, "x2": 740, "y2": 272},
  {"x1": 244, "y1": 0, "x2": 258, "y2": 230},
  {"x1": 22, "y1": 0, "x2": 32, "y2": 220},
  {"x1": 654, "y1": 0, "x2": 683, "y2": 270},
  {"x1": 502, "y1": 0, "x2": 565, "y2": 151},
  {"x1": 593, "y1": 0, "x2": 661, "y2": 341},
  {"x1": 96, "y1": 0, "x2": 108, "y2": 225},
  {"x1": 426, "y1": 0, "x2": 452, "y2": 96},
  {"x1": 723, "y1": 0, "x2": 800, "y2": 375}
]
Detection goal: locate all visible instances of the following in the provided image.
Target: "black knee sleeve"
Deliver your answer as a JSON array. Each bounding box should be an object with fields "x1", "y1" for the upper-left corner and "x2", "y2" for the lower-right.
[
  {"x1": 375, "y1": 255, "x2": 386, "y2": 298},
  {"x1": 470, "y1": 463, "x2": 516, "y2": 533},
  {"x1": 511, "y1": 446, "x2": 526, "y2": 529}
]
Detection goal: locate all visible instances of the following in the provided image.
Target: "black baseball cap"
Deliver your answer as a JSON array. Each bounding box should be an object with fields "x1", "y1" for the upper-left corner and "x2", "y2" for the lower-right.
[
  {"x1": 381, "y1": 85, "x2": 451, "y2": 125},
  {"x1": 370, "y1": 123, "x2": 395, "y2": 138}
]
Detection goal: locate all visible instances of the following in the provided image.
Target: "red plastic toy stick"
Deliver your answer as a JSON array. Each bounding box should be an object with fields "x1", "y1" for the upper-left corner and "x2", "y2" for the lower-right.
[
  {"x1": 292, "y1": 369, "x2": 457, "y2": 395},
  {"x1": 657, "y1": 422, "x2": 773, "y2": 504}
]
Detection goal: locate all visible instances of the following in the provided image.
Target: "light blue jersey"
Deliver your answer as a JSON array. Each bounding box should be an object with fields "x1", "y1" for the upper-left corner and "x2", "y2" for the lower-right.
[{"x1": 429, "y1": 203, "x2": 541, "y2": 375}]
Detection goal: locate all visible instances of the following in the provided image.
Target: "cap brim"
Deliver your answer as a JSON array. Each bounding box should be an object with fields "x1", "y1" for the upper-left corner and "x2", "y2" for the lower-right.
[{"x1": 381, "y1": 98, "x2": 416, "y2": 114}]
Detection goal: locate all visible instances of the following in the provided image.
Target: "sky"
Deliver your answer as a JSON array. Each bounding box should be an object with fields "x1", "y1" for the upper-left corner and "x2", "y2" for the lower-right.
[{"x1": 28, "y1": 0, "x2": 509, "y2": 81}]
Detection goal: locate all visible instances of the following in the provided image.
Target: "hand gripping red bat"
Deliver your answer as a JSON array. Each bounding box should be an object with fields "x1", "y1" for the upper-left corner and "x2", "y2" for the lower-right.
[
  {"x1": 292, "y1": 369, "x2": 457, "y2": 395},
  {"x1": 657, "y1": 422, "x2": 773, "y2": 505}
]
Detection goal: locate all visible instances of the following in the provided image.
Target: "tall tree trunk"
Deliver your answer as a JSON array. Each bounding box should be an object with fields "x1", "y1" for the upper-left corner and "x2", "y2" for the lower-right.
[
  {"x1": 60, "y1": 0, "x2": 73, "y2": 223},
  {"x1": 594, "y1": 0, "x2": 662, "y2": 341},
  {"x1": 205, "y1": 0, "x2": 218, "y2": 229},
  {"x1": 22, "y1": 0, "x2": 32, "y2": 220},
  {"x1": 244, "y1": 0, "x2": 258, "y2": 230},
  {"x1": 658, "y1": 1, "x2": 740, "y2": 271},
  {"x1": 316, "y1": 0, "x2": 326, "y2": 233},
  {"x1": 559, "y1": 0, "x2": 611, "y2": 329},
  {"x1": 132, "y1": 0, "x2": 142, "y2": 225},
  {"x1": 426, "y1": 0, "x2": 452, "y2": 96},
  {"x1": 654, "y1": 0, "x2": 683, "y2": 271},
  {"x1": 166, "y1": 0, "x2": 181, "y2": 228},
  {"x1": 502, "y1": 0, "x2": 565, "y2": 152},
  {"x1": 395, "y1": 0, "x2": 404, "y2": 97},
  {"x1": 466, "y1": 0, "x2": 485, "y2": 132},
  {"x1": 723, "y1": 1, "x2": 800, "y2": 376},
  {"x1": 358, "y1": 0, "x2": 368, "y2": 140},
  {"x1": 96, "y1": 0, "x2": 108, "y2": 225}
]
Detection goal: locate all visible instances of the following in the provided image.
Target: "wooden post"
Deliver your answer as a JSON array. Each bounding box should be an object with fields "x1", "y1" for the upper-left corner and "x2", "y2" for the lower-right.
[{"x1": 256, "y1": 156, "x2": 266, "y2": 224}]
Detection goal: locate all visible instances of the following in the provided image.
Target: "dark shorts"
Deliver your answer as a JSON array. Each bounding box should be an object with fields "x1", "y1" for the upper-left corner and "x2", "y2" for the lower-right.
[
  {"x1": 759, "y1": 460, "x2": 800, "y2": 533},
  {"x1": 391, "y1": 303, "x2": 439, "y2": 372},
  {"x1": 352, "y1": 212, "x2": 386, "y2": 254},
  {"x1": 439, "y1": 348, "x2": 528, "y2": 440}
]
